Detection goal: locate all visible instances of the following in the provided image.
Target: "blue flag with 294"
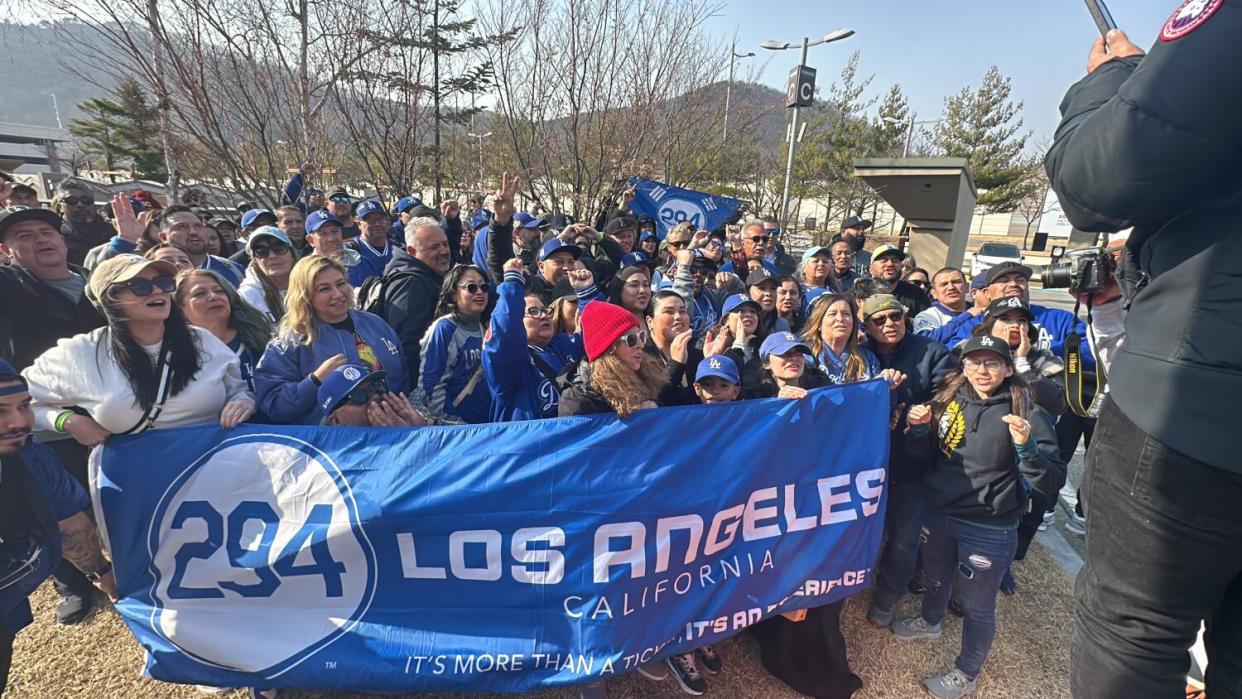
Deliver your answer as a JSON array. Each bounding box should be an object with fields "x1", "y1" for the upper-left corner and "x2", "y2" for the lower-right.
[
  {"x1": 626, "y1": 177, "x2": 744, "y2": 236},
  {"x1": 95, "y1": 381, "x2": 889, "y2": 692}
]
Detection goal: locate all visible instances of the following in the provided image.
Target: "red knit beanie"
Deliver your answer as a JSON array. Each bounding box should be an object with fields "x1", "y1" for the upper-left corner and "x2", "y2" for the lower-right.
[{"x1": 581, "y1": 301, "x2": 639, "y2": 362}]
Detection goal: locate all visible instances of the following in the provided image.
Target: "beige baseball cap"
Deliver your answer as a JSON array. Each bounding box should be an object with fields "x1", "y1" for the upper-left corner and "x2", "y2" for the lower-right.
[{"x1": 87, "y1": 254, "x2": 178, "y2": 306}]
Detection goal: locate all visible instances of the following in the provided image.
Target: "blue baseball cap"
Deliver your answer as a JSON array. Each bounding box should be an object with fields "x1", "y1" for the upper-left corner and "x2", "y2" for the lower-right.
[
  {"x1": 305, "y1": 209, "x2": 342, "y2": 233},
  {"x1": 970, "y1": 273, "x2": 989, "y2": 291},
  {"x1": 393, "y1": 196, "x2": 422, "y2": 215},
  {"x1": 620, "y1": 251, "x2": 655, "y2": 270},
  {"x1": 721, "y1": 293, "x2": 760, "y2": 316},
  {"x1": 0, "y1": 358, "x2": 27, "y2": 395},
  {"x1": 470, "y1": 210, "x2": 492, "y2": 231},
  {"x1": 639, "y1": 230, "x2": 658, "y2": 242},
  {"x1": 760, "y1": 331, "x2": 812, "y2": 361},
  {"x1": 354, "y1": 199, "x2": 386, "y2": 221},
  {"x1": 239, "y1": 208, "x2": 276, "y2": 230},
  {"x1": 801, "y1": 245, "x2": 831, "y2": 263},
  {"x1": 317, "y1": 364, "x2": 388, "y2": 423},
  {"x1": 695, "y1": 355, "x2": 739, "y2": 386},
  {"x1": 539, "y1": 239, "x2": 581, "y2": 262},
  {"x1": 245, "y1": 225, "x2": 292, "y2": 252},
  {"x1": 513, "y1": 212, "x2": 541, "y2": 229}
]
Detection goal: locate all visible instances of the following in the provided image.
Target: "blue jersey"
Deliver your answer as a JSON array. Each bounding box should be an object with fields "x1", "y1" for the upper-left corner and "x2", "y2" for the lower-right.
[
  {"x1": 347, "y1": 238, "x2": 393, "y2": 287},
  {"x1": 418, "y1": 313, "x2": 491, "y2": 424},
  {"x1": 816, "y1": 344, "x2": 882, "y2": 385}
]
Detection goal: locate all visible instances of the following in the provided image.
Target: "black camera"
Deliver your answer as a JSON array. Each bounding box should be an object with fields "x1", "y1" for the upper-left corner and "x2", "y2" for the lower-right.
[{"x1": 1041, "y1": 247, "x2": 1115, "y2": 293}]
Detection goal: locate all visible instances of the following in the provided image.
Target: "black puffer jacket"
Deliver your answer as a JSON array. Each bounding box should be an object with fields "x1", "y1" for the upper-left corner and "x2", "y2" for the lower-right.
[
  {"x1": 377, "y1": 250, "x2": 444, "y2": 388},
  {"x1": 0, "y1": 263, "x2": 105, "y2": 370},
  {"x1": 556, "y1": 360, "x2": 615, "y2": 416},
  {"x1": 868, "y1": 332, "x2": 958, "y2": 485},
  {"x1": 908, "y1": 385, "x2": 1066, "y2": 527}
]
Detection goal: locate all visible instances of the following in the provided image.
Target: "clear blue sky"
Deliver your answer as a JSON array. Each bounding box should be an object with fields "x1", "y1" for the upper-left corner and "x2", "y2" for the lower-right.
[{"x1": 705, "y1": 0, "x2": 1177, "y2": 145}]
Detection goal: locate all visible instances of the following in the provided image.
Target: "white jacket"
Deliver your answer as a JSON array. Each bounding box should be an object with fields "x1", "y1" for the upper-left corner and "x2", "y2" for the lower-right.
[
  {"x1": 238, "y1": 266, "x2": 282, "y2": 327},
  {"x1": 23, "y1": 326, "x2": 253, "y2": 434}
]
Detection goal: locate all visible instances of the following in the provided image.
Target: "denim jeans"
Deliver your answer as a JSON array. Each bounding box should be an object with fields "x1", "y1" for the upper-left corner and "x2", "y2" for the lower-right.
[
  {"x1": 871, "y1": 480, "x2": 924, "y2": 611},
  {"x1": 919, "y1": 510, "x2": 1018, "y2": 679},
  {"x1": 1072, "y1": 398, "x2": 1242, "y2": 699}
]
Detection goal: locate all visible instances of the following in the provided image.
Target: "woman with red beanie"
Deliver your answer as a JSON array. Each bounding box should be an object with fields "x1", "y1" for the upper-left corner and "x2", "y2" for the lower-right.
[{"x1": 558, "y1": 300, "x2": 668, "y2": 418}]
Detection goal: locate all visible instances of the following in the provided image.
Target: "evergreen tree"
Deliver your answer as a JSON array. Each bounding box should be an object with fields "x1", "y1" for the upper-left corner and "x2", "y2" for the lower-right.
[
  {"x1": 873, "y1": 85, "x2": 910, "y2": 157},
  {"x1": 68, "y1": 78, "x2": 166, "y2": 180},
  {"x1": 931, "y1": 66, "x2": 1033, "y2": 212}
]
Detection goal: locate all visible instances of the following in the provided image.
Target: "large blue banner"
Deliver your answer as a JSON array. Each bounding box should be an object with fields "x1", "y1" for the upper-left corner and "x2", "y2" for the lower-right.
[
  {"x1": 95, "y1": 382, "x2": 890, "y2": 692},
  {"x1": 627, "y1": 177, "x2": 744, "y2": 236}
]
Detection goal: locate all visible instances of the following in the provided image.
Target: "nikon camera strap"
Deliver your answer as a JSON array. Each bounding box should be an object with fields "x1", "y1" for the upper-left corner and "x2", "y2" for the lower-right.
[{"x1": 1064, "y1": 295, "x2": 1107, "y2": 418}]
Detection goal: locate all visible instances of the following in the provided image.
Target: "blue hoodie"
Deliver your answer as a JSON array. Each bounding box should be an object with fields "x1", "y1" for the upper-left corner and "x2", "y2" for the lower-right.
[
  {"x1": 417, "y1": 312, "x2": 491, "y2": 424},
  {"x1": 484, "y1": 271, "x2": 583, "y2": 421},
  {"x1": 254, "y1": 309, "x2": 406, "y2": 424}
]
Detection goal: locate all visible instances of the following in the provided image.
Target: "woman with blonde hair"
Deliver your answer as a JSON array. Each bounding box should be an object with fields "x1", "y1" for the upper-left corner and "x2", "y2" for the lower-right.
[{"x1": 253, "y1": 255, "x2": 405, "y2": 424}]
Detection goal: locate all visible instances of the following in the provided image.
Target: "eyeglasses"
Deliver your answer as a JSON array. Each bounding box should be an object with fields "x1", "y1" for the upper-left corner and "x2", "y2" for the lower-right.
[
  {"x1": 868, "y1": 311, "x2": 904, "y2": 326},
  {"x1": 329, "y1": 195, "x2": 352, "y2": 204},
  {"x1": 336, "y1": 379, "x2": 389, "y2": 409},
  {"x1": 251, "y1": 242, "x2": 291, "y2": 259},
  {"x1": 748, "y1": 236, "x2": 771, "y2": 243},
  {"x1": 615, "y1": 329, "x2": 648, "y2": 348},
  {"x1": 115, "y1": 275, "x2": 176, "y2": 297},
  {"x1": 525, "y1": 306, "x2": 554, "y2": 319},
  {"x1": 61, "y1": 196, "x2": 93, "y2": 206},
  {"x1": 459, "y1": 282, "x2": 490, "y2": 295},
  {"x1": 963, "y1": 357, "x2": 1006, "y2": 372}
]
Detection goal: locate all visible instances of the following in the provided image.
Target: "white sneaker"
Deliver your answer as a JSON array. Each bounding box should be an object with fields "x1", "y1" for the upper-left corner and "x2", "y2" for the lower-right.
[
  {"x1": 923, "y1": 667, "x2": 978, "y2": 698},
  {"x1": 1038, "y1": 510, "x2": 1055, "y2": 531},
  {"x1": 1065, "y1": 512, "x2": 1087, "y2": 536},
  {"x1": 195, "y1": 687, "x2": 228, "y2": 695}
]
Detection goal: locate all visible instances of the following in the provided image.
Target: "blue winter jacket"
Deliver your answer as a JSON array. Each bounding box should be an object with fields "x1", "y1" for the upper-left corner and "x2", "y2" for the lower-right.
[
  {"x1": 484, "y1": 271, "x2": 583, "y2": 422},
  {"x1": 254, "y1": 309, "x2": 406, "y2": 424}
]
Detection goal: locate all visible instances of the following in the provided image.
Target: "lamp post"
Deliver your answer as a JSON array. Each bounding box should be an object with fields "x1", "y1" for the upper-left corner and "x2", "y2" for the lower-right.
[
  {"x1": 722, "y1": 40, "x2": 755, "y2": 145},
  {"x1": 466, "y1": 131, "x2": 491, "y2": 191},
  {"x1": 762, "y1": 28, "x2": 855, "y2": 229},
  {"x1": 881, "y1": 113, "x2": 943, "y2": 158}
]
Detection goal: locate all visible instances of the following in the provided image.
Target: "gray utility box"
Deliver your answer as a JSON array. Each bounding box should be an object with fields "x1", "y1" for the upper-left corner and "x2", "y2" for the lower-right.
[{"x1": 852, "y1": 158, "x2": 977, "y2": 271}]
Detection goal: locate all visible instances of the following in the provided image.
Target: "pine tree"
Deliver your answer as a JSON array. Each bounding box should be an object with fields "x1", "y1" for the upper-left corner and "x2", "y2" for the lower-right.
[
  {"x1": 873, "y1": 85, "x2": 910, "y2": 157},
  {"x1": 68, "y1": 78, "x2": 167, "y2": 180},
  {"x1": 931, "y1": 66, "x2": 1033, "y2": 212}
]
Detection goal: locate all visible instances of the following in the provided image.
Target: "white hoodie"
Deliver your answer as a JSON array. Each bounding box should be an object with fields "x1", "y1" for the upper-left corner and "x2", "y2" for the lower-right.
[{"x1": 23, "y1": 326, "x2": 253, "y2": 434}]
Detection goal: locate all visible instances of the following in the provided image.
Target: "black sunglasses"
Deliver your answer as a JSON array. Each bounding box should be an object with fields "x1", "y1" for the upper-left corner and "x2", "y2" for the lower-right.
[
  {"x1": 459, "y1": 282, "x2": 490, "y2": 295},
  {"x1": 61, "y1": 196, "x2": 94, "y2": 206},
  {"x1": 336, "y1": 379, "x2": 389, "y2": 409},
  {"x1": 116, "y1": 275, "x2": 176, "y2": 297},
  {"x1": 251, "y1": 242, "x2": 291, "y2": 259},
  {"x1": 748, "y1": 235, "x2": 771, "y2": 243}
]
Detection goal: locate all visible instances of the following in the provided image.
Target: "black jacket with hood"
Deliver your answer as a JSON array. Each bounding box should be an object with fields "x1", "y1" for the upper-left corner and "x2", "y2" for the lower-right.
[
  {"x1": 377, "y1": 250, "x2": 444, "y2": 388},
  {"x1": 907, "y1": 384, "x2": 1066, "y2": 527}
]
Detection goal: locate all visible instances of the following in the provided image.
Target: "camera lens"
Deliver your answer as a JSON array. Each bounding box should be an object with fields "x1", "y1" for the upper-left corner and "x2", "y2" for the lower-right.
[{"x1": 1041, "y1": 263, "x2": 1075, "y2": 289}]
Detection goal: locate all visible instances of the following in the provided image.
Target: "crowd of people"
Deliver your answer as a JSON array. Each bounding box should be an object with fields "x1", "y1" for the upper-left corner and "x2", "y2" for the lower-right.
[{"x1": 0, "y1": 169, "x2": 1085, "y2": 699}]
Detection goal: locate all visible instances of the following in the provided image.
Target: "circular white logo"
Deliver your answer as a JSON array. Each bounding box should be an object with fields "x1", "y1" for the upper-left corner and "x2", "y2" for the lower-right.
[
  {"x1": 658, "y1": 198, "x2": 707, "y2": 230},
  {"x1": 342, "y1": 367, "x2": 362, "y2": 381},
  {"x1": 147, "y1": 435, "x2": 376, "y2": 676}
]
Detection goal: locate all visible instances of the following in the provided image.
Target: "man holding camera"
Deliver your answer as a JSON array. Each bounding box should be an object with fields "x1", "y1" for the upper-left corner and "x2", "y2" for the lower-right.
[{"x1": 1045, "y1": 9, "x2": 1242, "y2": 699}]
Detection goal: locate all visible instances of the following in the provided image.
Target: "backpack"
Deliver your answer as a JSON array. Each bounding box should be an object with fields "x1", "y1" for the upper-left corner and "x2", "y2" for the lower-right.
[{"x1": 358, "y1": 269, "x2": 416, "y2": 317}]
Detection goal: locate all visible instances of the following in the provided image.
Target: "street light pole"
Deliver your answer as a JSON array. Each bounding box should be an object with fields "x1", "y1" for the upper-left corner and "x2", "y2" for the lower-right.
[
  {"x1": 722, "y1": 40, "x2": 754, "y2": 145},
  {"x1": 778, "y1": 36, "x2": 810, "y2": 229},
  {"x1": 467, "y1": 131, "x2": 491, "y2": 191}
]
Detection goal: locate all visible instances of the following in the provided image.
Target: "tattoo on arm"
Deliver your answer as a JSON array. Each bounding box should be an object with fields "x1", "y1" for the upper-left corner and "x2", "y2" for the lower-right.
[{"x1": 58, "y1": 512, "x2": 109, "y2": 574}]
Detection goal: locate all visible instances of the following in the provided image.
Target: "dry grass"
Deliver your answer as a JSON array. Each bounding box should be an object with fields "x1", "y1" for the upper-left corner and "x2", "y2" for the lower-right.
[{"x1": 7, "y1": 541, "x2": 1072, "y2": 699}]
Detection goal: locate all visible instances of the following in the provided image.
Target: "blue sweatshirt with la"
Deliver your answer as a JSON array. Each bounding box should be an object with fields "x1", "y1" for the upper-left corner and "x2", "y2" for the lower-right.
[
  {"x1": 484, "y1": 271, "x2": 583, "y2": 422},
  {"x1": 254, "y1": 309, "x2": 406, "y2": 424},
  {"x1": 418, "y1": 312, "x2": 491, "y2": 424}
]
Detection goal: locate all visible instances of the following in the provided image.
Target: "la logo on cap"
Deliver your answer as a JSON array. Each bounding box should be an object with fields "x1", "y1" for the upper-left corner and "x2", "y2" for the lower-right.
[
  {"x1": 343, "y1": 367, "x2": 361, "y2": 381},
  {"x1": 981, "y1": 337, "x2": 995, "y2": 347},
  {"x1": 1005, "y1": 297, "x2": 1021, "y2": 308},
  {"x1": 782, "y1": 332, "x2": 795, "y2": 340},
  {"x1": 709, "y1": 358, "x2": 722, "y2": 369}
]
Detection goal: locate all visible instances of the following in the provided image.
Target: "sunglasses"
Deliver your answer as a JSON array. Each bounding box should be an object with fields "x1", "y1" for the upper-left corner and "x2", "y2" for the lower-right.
[
  {"x1": 251, "y1": 242, "x2": 291, "y2": 259},
  {"x1": 115, "y1": 274, "x2": 176, "y2": 297},
  {"x1": 61, "y1": 196, "x2": 94, "y2": 206},
  {"x1": 329, "y1": 195, "x2": 352, "y2": 204},
  {"x1": 336, "y1": 379, "x2": 389, "y2": 409},
  {"x1": 459, "y1": 282, "x2": 490, "y2": 295},
  {"x1": 868, "y1": 311, "x2": 905, "y2": 326},
  {"x1": 615, "y1": 329, "x2": 648, "y2": 348},
  {"x1": 748, "y1": 236, "x2": 771, "y2": 243},
  {"x1": 910, "y1": 280, "x2": 930, "y2": 290},
  {"x1": 525, "y1": 306, "x2": 554, "y2": 319}
]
